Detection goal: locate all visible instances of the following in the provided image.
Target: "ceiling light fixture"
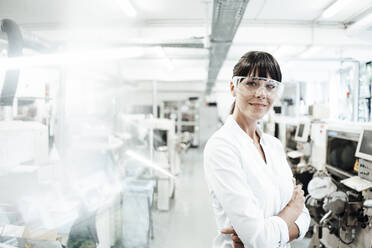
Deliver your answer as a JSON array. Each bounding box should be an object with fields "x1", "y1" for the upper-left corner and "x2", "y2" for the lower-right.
[
  {"x1": 0, "y1": 47, "x2": 143, "y2": 69},
  {"x1": 114, "y1": 0, "x2": 137, "y2": 18},
  {"x1": 322, "y1": 0, "x2": 352, "y2": 19},
  {"x1": 347, "y1": 11, "x2": 372, "y2": 32}
]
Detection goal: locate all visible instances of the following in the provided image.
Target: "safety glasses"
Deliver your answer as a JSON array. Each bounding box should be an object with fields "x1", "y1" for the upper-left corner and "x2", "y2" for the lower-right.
[{"x1": 232, "y1": 76, "x2": 283, "y2": 97}]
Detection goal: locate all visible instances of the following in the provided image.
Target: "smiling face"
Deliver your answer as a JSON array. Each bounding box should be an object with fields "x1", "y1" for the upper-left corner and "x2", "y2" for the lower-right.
[
  {"x1": 231, "y1": 72, "x2": 277, "y2": 121},
  {"x1": 230, "y1": 51, "x2": 282, "y2": 122}
]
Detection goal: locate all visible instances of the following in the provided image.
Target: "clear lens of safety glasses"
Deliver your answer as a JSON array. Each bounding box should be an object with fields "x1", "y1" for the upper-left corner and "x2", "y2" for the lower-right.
[{"x1": 232, "y1": 76, "x2": 283, "y2": 97}]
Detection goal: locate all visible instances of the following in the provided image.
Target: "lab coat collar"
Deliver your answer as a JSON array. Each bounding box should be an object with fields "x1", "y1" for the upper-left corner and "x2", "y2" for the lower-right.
[{"x1": 226, "y1": 115, "x2": 265, "y2": 145}]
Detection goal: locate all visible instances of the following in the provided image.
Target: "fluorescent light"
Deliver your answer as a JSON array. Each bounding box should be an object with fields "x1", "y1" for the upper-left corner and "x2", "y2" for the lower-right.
[
  {"x1": 126, "y1": 150, "x2": 175, "y2": 178},
  {"x1": 114, "y1": 0, "x2": 137, "y2": 17},
  {"x1": 0, "y1": 47, "x2": 143, "y2": 69},
  {"x1": 347, "y1": 12, "x2": 372, "y2": 32},
  {"x1": 322, "y1": 0, "x2": 353, "y2": 19}
]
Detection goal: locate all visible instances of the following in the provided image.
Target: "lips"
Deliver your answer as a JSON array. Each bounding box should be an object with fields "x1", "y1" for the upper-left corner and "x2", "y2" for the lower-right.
[{"x1": 249, "y1": 103, "x2": 267, "y2": 107}]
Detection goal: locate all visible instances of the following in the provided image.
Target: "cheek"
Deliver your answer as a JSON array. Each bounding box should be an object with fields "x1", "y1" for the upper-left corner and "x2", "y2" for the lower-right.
[
  {"x1": 264, "y1": 100, "x2": 274, "y2": 112},
  {"x1": 236, "y1": 95, "x2": 250, "y2": 106},
  {"x1": 267, "y1": 99, "x2": 274, "y2": 107}
]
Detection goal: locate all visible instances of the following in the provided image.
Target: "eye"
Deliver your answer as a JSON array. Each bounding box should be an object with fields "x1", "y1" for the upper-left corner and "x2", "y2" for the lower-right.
[
  {"x1": 244, "y1": 81, "x2": 257, "y2": 87},
  {"x1": 266, "y1": 83, "x2": 277, "y2": 90}
]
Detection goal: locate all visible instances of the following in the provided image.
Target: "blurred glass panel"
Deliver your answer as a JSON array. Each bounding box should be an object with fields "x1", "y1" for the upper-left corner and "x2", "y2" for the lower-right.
[{"x1": 358, "y1": 62, "x2": 372, "y2": 122}]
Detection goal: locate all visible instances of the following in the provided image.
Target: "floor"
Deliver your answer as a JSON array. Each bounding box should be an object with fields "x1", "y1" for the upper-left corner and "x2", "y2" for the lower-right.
[
  {"x1": 150, "y1": 147, "x2": 217, "y2": 248},
  {"x1": 150, "y1": 106, "x2": 312, "y2": 248}
]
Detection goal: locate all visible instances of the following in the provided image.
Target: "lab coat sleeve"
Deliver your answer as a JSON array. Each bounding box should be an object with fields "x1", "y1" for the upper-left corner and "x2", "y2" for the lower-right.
[
  {"x1": 204, "y1": 139, "x2": 289, "y2": 248},
  {"x1": 294, "y1": 205, "x2": 311, "y2": 240},
  {"x1": 275, "y1": 138, "x2": 311, "y2": 241}
]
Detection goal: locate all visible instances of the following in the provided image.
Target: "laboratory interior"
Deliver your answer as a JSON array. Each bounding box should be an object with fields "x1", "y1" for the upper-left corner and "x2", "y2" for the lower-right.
[{"x1": 1, "y1": 0, "x2": 372, "y2": 248}]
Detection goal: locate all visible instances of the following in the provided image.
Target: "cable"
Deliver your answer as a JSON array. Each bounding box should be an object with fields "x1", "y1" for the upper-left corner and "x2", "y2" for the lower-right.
[
  {"x1": 337, "y1": 218, "x2": 355, "y2": 245},
  {"x1": 338, "y1": 235, "x2": 355, "y2": 245}
]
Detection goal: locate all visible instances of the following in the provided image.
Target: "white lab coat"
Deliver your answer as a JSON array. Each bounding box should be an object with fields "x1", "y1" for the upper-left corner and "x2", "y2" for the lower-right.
[{"x1": 204, "y1": 116, "x2": 310, "y2": 248}]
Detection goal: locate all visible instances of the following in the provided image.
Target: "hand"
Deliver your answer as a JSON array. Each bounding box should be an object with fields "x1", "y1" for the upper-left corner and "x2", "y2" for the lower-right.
[
  {"x1": 288, "y1": 184, "x2": 305, "y2": 216},
  {"x1": 278, "y1": 183, "x2": 305, "y2": 226},
  {"x1": 221, "y1": 228, "x2": 244, "y2": 248}
]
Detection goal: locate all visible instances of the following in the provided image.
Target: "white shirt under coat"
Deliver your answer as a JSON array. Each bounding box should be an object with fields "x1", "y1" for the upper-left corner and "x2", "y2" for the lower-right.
[{"x1": 204, "y1": 115, "x2": 310, "y2": 248}]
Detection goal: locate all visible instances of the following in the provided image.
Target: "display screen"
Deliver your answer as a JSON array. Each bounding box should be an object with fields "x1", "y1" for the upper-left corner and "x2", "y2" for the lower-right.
[
  {"x1": 298, "y1": 124, "x2": 304, "y2": 138},
  {"x1": 360, "y1": 130, "x2": 372, "y2": 156},
  {"x1": 154, "y1": 129, "x2": 168, "y2": 148},
  {"x1": 327, "y1": 136, "x2": 357, "y2": 175}
]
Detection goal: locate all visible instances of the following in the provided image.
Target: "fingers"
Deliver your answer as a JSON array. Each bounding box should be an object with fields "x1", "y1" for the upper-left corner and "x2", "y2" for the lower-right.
[
  {"x1": 231, "y1": 234, "x2": 242, "y2": 243},
  {"x1": 293, "y1": 185, "x2": 304, "y2": 195},
  {"x1": 221, "y1": 228, "x2": 242, "y2": 244},
  {"x1": 221, "y1": 228, "x2": 235, "y2": 234},
  {"x1": 294, "y1": 184, "x2": 303, "y2": 190},
  {"x1": 233, "y1": 242, "x2": 244, "y2": 248},
  {"x1": 291, "y1": 184, "x2": 305, "y2": 205},
  {"x1": 222, "y1": 228, "x2": 243, "y2": 247},
  {"x1": 293, "y1": 190, "x2": 304, "y2": 199}
]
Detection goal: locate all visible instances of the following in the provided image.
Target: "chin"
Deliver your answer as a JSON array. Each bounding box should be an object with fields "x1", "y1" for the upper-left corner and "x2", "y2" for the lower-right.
[
  {"x1": 251, "y1": 113, "x2": 266, "y2": 120},
  {"x1": 248, "y1": 107, "x2": 270, "y2": 119},
  {"x1": 242, "y1": 110, "x2": 267, "y2": 121}
]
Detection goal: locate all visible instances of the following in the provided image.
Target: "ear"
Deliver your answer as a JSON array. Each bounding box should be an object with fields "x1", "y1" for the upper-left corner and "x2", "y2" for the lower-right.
[{"x1": 230, "y1": 81, "x2": 236, "y2": 97}]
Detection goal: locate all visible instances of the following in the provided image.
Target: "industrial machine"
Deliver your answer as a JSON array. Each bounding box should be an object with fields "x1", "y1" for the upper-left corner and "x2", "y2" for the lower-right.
[
  {"x1": 285, "y1": 121, "x2": 316, "y2": 197},
  {"x1": 306, "y1": 124, "x2": 372, "y2": 248},
  {"x1": 269, "y1": 115, "x2": 309, "y2": 151},
  {"x1": 287, "y1": 121, "x2": 312, "y2": 168},
  {"x1": 142, "y1": 118, "x2": 178, "y2": 211}
]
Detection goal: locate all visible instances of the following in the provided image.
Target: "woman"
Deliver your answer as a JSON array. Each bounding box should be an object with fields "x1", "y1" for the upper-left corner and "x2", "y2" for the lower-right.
[{"x1": 204, "y1": 51, "x2": 310, "y2": 248}]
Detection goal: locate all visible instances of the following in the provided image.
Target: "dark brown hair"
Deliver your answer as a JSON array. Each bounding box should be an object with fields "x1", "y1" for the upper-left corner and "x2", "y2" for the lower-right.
[{"x1": 230, "y1": 51, "x2": 282, "y2": 114}]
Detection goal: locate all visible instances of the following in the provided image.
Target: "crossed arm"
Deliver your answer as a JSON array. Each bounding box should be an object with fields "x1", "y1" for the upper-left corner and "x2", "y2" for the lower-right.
[
  {"x1": 221, "y1": 183, "x2": 306, "y2": 247},
  {"x1": 205, "y1": 141, "x2": 310, "y2": 247},
  {"x1": 221, "y1": 222, "x2": 299, "y2": 248}
]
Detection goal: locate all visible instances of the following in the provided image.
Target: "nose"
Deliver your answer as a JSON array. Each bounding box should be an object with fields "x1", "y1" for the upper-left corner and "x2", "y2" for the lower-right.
[{"x1": 255, "y1": 85, "x2": 267, "y2": 98}]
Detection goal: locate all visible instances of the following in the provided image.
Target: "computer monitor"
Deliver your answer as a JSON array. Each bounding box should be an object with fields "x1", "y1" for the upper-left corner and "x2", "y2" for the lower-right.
[
  {"x1": 294, "y1": 122, "x2": 310, "y2": 143},
  {"x1": 326, "y1": 129, "x2": 359, "y2": 178},
  {"x1": 355, "y1": 127, "x2": 372, "y2": 161}
]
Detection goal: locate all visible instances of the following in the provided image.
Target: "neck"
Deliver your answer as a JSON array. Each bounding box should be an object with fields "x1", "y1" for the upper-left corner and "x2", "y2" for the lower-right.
[{"x1": 232, "y1": 109, "x2": 258, "y2": 141}]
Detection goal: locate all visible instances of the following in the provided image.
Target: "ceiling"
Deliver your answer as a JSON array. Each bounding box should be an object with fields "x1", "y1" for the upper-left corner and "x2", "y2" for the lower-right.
[{"x1": 1, "y1": 0, "x2": 372, "y2": 100}]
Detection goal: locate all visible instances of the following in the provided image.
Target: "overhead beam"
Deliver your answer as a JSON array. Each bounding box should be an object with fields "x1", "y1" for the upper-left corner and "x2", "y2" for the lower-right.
[{"x1": 206, "y1": 0, "x2": 250, "y2": 95}]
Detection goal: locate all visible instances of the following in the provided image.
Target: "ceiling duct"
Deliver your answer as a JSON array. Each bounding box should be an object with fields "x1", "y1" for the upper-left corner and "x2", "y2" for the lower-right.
[
  {"x1": 0, "y1": 19, "x2": 23, "y2": 107},
  {"x1": 104, "y1": 36, "x2": 205, "y2": 49},
  {"x1": 205, "y1": 0, "x2": 250, "y2": 95},
  {"x1": 143, "y1": 37, "x2": 205, "y2": 48},
  {"x1": 0, "y1": 19, "x2": 58, "y2": 54},
  {"x1": 0, "y1": 19, "x2": 58, "y2": 108}
]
